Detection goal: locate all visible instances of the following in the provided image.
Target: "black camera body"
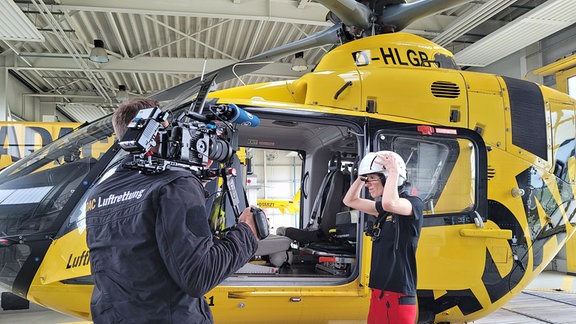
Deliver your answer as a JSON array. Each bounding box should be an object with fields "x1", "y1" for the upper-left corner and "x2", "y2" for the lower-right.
[
  {"x1": 119, "y1": 107, "x2": 168, "y2": 154},
  {"x1": 158, "y1": 118, "x2": 232, "y2": 168},
  {"x1": 119, "y1": 106, "x2": 234, "y2": 176}
]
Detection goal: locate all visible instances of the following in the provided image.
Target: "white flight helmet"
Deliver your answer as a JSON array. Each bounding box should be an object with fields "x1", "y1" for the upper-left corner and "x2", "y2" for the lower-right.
[{"x1": 358, "y1": 151, "x2": 406, "y2": 186}]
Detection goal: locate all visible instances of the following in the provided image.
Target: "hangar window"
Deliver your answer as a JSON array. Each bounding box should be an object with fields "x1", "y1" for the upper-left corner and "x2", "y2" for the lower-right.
[
  {"x1": 231, "y1": 147, "x2": 302, "y2": 233},
  {"x1": 555, "y1": 65, "x2": 576, "y2": 98}
]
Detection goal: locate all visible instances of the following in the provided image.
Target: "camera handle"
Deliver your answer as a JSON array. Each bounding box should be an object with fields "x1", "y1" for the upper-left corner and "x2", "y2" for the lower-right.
[
  {"x1": 250, "y1": 206, "x2": 269, "y2": 239},
  {"x1": 222, "y1": 168, "x2": 241, "y2": 219},
  {"x1": 221, "y1": 168, "x2": 269, "y2": 239}
]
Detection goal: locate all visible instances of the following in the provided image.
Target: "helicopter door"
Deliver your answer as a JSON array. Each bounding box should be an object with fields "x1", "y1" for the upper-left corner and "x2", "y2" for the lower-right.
[{"x1": 372, "y1": 125, "x2": 514, "y2": 315}]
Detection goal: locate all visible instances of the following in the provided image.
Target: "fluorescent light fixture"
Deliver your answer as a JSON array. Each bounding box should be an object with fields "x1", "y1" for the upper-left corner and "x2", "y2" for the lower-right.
[
  {"x1": 0, "y1": 0, "x2": 44, "y2": 42},
  {"x1": 291, "y1": 52, "x2": 308, "y2": 72},
  {"x1": 116, "y1": 85, "x2": 129, "y2": 102},
  {"x1": 433, "y1": 0, "x2": 517, "y2": 47},
  {"x1": 89, "y1": 39, "x2": 109, "y2": 63}
]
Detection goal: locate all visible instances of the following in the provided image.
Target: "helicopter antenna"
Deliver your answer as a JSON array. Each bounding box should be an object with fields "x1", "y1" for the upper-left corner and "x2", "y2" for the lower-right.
[
  {"x1": 189, "y1": 73, "x2": 217, "y2": 115},
  {"x1": 200, "y1": 57, "x2": 208, "y2": 82},
  {"x1": 232, "y1": 61, "x2": 274, "y2": 86}
]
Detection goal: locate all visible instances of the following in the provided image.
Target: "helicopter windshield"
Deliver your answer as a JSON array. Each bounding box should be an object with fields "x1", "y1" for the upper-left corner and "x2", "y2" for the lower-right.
[
  {"x1": 0, "y1": 116, "x2": 114, "y2": 289},
  {"x1": 0, "y1": 117, "x2": 114, "y2": 237}
]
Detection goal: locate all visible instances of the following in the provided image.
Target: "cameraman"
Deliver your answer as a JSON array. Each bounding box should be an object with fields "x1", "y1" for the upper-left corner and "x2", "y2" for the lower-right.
[{"x1": 86, "y1": 98, "x2": 259, "y2": 323}]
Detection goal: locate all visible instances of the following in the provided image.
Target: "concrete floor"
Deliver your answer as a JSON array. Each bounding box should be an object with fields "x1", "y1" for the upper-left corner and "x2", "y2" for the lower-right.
[
  {"x1": 0, "y1": 303, "x2": 86, "y2": 324},
  {"x1": 0, "y1": 271, "x2": 575, "y2": 323},
  {"x1": 472, "y1": 271, "x2": 576, "y2": 324}
]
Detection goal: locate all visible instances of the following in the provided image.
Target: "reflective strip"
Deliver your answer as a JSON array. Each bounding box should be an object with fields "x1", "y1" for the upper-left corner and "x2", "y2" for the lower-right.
[{"x1": 0, "y1": 186, "x2": 52, "y2": 204}]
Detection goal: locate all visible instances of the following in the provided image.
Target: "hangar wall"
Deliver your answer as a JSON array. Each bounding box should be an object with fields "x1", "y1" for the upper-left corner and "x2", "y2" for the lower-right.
[
  {"x1": 470, "y1": 24, "x2": 576, "y2": 89},
  {"x1": 0, "y1": 56, "x2": 72, "y2": 123}
]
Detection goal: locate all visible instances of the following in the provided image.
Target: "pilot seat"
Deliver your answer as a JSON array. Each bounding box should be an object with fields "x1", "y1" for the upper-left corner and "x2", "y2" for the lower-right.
[{"x1": 278, "y1": 152, "x2": 357, "y2": 275}]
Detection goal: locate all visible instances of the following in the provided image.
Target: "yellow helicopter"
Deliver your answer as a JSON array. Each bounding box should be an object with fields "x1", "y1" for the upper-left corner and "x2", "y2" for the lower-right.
[
  {"x1": 257, "y1": 190, "x2": 301, "y2": 215},
  {"x1": 0, "y1": 0, "x2": 575, "y2": 323}
]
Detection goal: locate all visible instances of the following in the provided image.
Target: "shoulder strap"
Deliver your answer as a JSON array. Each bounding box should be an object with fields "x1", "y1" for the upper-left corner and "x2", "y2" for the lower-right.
[
  {"x1": 308, "y1": 170, "x2": 335, "y2": 227},
  {"x1": 375, "y1": 200, "x2": 384, "y2": 215},
  {"x1": 373, "y1": 200, "x2": 400, "y2": 249}
]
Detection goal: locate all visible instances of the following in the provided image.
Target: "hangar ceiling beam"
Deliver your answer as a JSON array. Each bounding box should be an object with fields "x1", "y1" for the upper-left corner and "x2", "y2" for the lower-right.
[
  {"x1": 56, "y1": 0, "x2": 331, "y2": 26},
  {"x1": 455, "y1": 0, "x2": 576, "y2": 67},
  {"x1": 10, "y1": 56, "x2": 305, "y2": 79},
  {"x1": 433, "y1": 0, "x2": 517, "y2": 46}
]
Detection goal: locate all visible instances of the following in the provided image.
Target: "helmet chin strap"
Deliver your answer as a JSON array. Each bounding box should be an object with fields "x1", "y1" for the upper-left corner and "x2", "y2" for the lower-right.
[
  {"x1": 381, "y1": 173, "x2": 406, "y2": 186},
  {"x1": 380, "y1": 174, "x2": 408, "y2": 195},
  {"x1": 398, "y1": 183, "x2": 408, "y2": 195}
]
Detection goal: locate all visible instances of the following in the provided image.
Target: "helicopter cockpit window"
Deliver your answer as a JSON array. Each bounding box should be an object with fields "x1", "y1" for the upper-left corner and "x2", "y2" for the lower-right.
[
  {"x1": 58, "y1": 152, "x2": 128, "y2": 236},
  {"x1": 0, "y1": 118, "x2": 114, "y2": 238},
  {"x1": 377, "y1": 134, "x2": 476, "y2": 215},
  {"x1": 0, "y1": 117, "x2": 114, "y2": 290},
  {"x1": 434, "y1": 53, "x2": 460, "y2": 70}
]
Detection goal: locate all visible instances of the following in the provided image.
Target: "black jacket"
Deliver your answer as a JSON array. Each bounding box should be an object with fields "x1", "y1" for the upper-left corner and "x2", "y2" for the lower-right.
[{"x1": 86, "y1": 162, "x2": 258, "y2": 323}]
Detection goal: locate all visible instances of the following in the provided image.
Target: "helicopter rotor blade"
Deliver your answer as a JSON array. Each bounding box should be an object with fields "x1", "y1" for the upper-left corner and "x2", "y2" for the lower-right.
[
  {"x1": 316, "y1": 0, "x2": 372, "y2": 29},
  {"x1": 151, "y1": 23, "x2": 345, "y2": 106},
  {"x1": 377, "y1": 0, "x2": 473, "y2": 32},
  {"x1": 319, "y1": 0, "x2": 473, "y2": 34}
]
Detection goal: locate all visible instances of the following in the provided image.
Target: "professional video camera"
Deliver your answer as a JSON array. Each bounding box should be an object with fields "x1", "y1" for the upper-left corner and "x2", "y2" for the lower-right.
[
  {"x1": 117, "y1": 76, "x2": 268, "y2": 239},
  {"x1": 118, "y1": 73, "x2": 258, "y2": 177},
  {"x1": 119, "y1": 102, "x2": 258, "y2": 177}
]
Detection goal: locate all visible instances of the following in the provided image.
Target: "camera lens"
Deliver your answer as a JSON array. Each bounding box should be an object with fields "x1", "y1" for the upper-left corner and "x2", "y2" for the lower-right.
[{"x1": 209, "y1": 138, "x2": 232, "y2": 162}]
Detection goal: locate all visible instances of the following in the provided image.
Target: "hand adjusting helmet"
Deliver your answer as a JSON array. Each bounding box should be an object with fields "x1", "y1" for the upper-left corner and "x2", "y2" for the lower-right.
[{"x1": 358, "y1": 151, "x2": 406, "y2": 186}]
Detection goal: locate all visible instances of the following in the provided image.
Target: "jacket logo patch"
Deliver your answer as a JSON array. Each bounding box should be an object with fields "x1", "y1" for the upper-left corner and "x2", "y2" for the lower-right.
[{"x1": 86, "y1": 189, "x2": 146, "y2": 211}]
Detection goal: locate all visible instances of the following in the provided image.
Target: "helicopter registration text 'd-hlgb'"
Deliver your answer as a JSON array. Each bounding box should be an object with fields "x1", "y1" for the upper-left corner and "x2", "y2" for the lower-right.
[{"x1": 0, "y1": 0, "x2": 575, "y2": 323}]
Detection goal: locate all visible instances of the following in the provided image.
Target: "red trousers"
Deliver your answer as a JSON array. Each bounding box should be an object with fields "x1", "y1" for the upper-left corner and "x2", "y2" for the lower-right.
[{"x1": 367, "y1": 289, "x2": 417, "y2": 324}]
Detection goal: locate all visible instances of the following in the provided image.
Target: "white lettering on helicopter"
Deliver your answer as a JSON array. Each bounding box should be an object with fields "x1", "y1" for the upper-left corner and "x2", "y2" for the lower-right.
[
  {"x1": 66, "y1": 250, "x2": 90, "y2": 269},
  {"x1": 375, "y1": 47, "x2": 432, "y2": 67}
]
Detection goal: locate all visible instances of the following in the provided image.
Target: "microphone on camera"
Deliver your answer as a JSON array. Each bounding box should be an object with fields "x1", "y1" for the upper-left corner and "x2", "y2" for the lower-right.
[{"x1": 216, "y1": 104, "x2": 260, "y2": 127}]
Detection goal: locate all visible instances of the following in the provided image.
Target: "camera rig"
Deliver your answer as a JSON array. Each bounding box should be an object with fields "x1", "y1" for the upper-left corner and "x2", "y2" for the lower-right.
[
  {"x1": 117, "y1": 75, "x2": 268, "y2": 239},
  {"x1": 119, "y1": 104, "x2": 235, "y2": 178},
  {"x1": 119, "y1": 73, "x2": 257, "y2": 178}
]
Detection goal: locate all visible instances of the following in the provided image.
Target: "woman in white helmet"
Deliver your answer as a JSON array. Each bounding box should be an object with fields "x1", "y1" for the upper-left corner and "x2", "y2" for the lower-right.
[{"x1": 343, "y1": 150, "x2": 423, "y2": 324}]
